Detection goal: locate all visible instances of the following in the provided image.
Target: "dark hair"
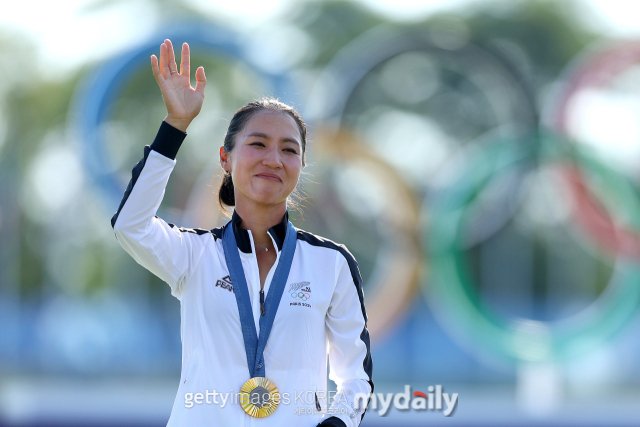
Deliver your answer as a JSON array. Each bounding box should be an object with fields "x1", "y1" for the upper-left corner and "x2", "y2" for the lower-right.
[{"x1": 218, "y1": 97, "x2": 308, "y2": 212}]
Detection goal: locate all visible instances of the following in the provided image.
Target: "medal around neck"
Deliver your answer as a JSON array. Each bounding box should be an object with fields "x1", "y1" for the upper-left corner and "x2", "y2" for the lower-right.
[
  {"x1": 222, "y1": 215, "x2": 297, "y2": 418},
  {"x1": 239, "y1": 377, "x2": 280, "y2": 417}
]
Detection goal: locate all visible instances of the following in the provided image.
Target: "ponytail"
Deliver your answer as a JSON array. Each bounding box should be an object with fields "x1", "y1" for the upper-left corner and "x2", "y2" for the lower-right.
[{"x1": 219, "y1": 170, "x2": 235, "y2": 207}]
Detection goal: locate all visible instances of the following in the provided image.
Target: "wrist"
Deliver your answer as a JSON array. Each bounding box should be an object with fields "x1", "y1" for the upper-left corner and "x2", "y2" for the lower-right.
[
  {"x1": 151, "y1": 120, "x2": 188, "y2": 160},
  {"x1": 163, "y1": 115, "x2": 192, "y2": 132}
]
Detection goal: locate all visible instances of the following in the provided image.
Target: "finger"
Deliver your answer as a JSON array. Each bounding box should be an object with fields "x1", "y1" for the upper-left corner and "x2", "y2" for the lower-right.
[
  {"x1": 159, "y1": 43, "x2": 169, "y2": 78},
  {"x1": 180, "y1": 42, "x2": 190, "y2": 79},
  {"x1": 195, "y1": 66, "x2": 206, "y2": 96},
  {"x1": 165, "y1": 39, "x2": 178, "y2": 74},
  {"x1": 150, "y1": 55, "x2": 165, "y2": 85}
]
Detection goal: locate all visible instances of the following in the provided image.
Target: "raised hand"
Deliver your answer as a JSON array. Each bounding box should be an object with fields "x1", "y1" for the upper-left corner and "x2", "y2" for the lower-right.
[{"x1": 151, "y1": 39, "x2": 206, "y2": 132}]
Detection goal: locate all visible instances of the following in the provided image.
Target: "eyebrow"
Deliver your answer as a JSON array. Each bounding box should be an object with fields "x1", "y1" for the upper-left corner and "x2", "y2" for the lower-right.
[{"x1": 247, "y1": 132, "x2": 300, "y2": 147}]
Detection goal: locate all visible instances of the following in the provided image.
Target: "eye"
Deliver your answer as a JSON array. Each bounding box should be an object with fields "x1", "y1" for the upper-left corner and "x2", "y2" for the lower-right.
[
  {"x1": 250, "y1": 141, "x2": 265, "y2": 147},
  {"x1": 284, "y1": 148, "x2": 299, "y2": 154}
]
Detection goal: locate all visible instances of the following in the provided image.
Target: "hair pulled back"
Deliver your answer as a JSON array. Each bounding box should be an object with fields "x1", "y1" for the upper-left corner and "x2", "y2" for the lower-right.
[{"x1": 218, "y1": 97, "x2": 307, "y2": 210}]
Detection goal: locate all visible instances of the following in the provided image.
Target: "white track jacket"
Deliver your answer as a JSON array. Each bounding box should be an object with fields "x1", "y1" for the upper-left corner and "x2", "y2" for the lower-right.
[{"x1": 110, "y1": 121, "x2": 373, "y2": 427}]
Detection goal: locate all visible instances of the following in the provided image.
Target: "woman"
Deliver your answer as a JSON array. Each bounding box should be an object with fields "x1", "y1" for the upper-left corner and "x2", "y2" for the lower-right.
[{"x1": 111, "y1": 39, "x2": 373, "y2": 427}]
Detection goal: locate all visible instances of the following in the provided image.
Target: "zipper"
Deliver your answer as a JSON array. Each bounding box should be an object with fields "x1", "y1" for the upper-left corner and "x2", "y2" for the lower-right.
[
  {"x1": 248, "y1": 229, "x2": 280, "y2": 320},
  {"x1": 247, "y1": 230, "x2": 262, "y2": 323}
]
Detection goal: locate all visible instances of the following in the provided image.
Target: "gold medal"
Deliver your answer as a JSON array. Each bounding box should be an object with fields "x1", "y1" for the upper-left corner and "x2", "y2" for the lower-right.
[{"x1": 239, "y1": 377, "x2": 280, "y2": 417}]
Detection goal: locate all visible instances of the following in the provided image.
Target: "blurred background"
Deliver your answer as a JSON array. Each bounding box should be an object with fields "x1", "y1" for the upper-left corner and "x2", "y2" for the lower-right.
[{"x1": 2, "y1": 0, "x2": 640, "y2": 425}]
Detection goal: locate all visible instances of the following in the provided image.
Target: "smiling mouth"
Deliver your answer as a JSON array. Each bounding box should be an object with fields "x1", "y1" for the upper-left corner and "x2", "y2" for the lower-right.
[{"x1": 256, "y1": 174, "x2": 282, "y2": 182}]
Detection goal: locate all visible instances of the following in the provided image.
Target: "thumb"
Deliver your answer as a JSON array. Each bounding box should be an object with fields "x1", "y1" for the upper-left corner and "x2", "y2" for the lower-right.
[{"x1": 195, "y1": 66, "x2": 206, "y2": 96}]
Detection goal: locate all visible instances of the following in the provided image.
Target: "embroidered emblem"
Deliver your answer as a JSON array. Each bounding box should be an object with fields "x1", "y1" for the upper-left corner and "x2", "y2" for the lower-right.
[
  {"x1": 289, "y1": 282, "x2": 311, "y2": 308},
  {"x1": 215, "y1": 275, "x2": 234, "y2": 293}
]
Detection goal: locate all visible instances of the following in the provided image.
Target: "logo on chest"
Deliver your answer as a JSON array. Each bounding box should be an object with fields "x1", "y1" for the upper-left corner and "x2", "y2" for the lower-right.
[
  {"x1": 215, "y1": 275, "x2": 234, "y2": 293},
  {"x1": 288, "y1": 281, "x2": 311, "y2": 308}
]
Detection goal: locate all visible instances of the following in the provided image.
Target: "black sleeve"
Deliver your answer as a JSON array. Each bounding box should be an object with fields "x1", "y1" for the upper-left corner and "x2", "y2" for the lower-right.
[{"x1": 150, "y1": 120, "x2": 187, "y2": 160}]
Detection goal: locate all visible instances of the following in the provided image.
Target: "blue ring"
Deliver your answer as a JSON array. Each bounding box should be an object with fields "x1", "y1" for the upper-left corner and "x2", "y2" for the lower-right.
[{"x1": 70, "y1": 20, "x2": 297, "y2": 209}]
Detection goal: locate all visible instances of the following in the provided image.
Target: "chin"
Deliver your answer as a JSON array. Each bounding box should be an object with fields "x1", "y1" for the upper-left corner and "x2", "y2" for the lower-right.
[
  {"x1": 238, "y1": 184, "x2": 291, "y2": 206},
  {"x1": 248, "y1": 193, "x2": 286, "y2": 206}
]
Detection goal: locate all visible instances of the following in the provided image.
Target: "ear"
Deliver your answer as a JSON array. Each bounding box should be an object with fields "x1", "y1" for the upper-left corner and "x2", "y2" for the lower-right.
[{"x1": 220, "y1": 146, "x2": 230, "y2": 172}]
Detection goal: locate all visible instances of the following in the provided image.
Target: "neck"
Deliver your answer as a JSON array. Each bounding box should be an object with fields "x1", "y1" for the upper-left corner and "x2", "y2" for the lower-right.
[{"x1": 235, "y1": 199, "x2": 287, "y2": 247}]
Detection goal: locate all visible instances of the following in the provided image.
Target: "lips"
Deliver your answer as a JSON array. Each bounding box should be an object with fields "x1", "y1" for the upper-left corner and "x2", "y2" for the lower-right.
[{"x1": 255, "y1": 173, "x2": 282, "y2": 182}]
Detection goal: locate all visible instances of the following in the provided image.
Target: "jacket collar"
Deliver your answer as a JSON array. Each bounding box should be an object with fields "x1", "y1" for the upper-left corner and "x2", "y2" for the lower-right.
[{"x1": 230, "y1": 209, "x2": 289, "y2": 254}]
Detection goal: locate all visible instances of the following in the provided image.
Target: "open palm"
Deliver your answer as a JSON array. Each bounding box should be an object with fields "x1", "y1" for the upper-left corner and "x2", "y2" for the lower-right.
[{"x1": 151, "y1": 39, "x2": 206, "y2": 132}]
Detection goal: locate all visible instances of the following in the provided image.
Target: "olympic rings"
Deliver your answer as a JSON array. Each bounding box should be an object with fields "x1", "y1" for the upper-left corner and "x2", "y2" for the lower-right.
[
  {"x1": 75, "y1": 19, "x2": 640, "y2": 365},
  {"x1": 291, "y1": 292, "x2": 311, "y2": 301}
]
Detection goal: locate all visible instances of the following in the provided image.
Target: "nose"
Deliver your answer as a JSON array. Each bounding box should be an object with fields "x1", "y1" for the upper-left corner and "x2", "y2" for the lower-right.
[{"x1": 262, "y1": 145, "x2": 283, "y2": 169}]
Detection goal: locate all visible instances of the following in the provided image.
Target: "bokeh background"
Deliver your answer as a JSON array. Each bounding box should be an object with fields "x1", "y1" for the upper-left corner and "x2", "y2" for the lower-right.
[{"x1": 2, "y1": 0, "x2": 640, "y2": 425}]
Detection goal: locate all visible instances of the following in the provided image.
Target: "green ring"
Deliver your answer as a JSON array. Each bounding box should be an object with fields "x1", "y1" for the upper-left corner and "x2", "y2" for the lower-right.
[{"x1": 425, "y1": 133, "x2": 640, "y2": 363}]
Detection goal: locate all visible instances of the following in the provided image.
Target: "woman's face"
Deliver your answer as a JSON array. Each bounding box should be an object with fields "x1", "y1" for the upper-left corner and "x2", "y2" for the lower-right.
[{"x1": 220, "y1": 109, "x2": 303, "y2": 207}]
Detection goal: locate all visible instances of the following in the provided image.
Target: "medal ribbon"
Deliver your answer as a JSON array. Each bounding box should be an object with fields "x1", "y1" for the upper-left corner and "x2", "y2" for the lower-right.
[{"x1": 222, "y1": 216, "x2": 297, "y2": 378}]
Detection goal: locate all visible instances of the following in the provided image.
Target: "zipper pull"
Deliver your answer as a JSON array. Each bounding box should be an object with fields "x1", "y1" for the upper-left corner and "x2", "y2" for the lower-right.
[{"x1": 260, "y1": 289, "x2": 265, "y2": 316}]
